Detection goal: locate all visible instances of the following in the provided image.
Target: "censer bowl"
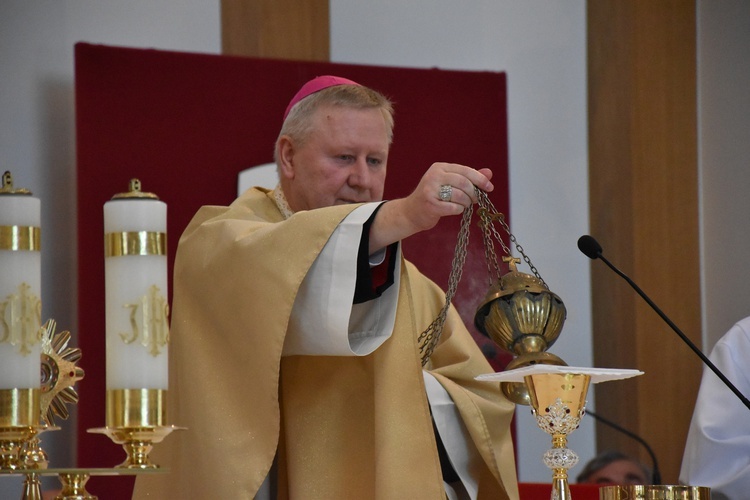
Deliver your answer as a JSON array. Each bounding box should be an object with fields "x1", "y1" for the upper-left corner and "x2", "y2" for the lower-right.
[
  {"x1": 474, "y1": 273, "x2": 567, "y2": 353},
  {"x1": 474, "y1": 270, "x2": 568, "y2": 405}
]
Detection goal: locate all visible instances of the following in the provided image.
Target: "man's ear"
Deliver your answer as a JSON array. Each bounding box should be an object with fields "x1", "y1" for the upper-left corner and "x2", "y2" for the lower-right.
[{"x1": 277, "y1": 136, "x2": 295, "y2": 180}]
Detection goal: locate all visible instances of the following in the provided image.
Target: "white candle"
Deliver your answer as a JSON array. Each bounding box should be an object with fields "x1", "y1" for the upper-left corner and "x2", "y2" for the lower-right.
[
  {"x1": 104, "y1": 190, "x2": 168, "y2": 390},
  {"x1": 0, "y1": 180, "x2": 42, "y2": 390}
]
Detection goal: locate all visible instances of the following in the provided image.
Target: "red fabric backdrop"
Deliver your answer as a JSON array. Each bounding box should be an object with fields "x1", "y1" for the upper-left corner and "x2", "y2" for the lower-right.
[
  {"x1": 520, "y1": 483, "x2": 601, "y2": 500},
  {"x1": 74, "y1": 42, "x2": 511, "y2": 497}
]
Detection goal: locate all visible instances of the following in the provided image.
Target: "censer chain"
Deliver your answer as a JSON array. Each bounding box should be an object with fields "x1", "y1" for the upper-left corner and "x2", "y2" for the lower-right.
[
  {"x1": 418, "y1": 196, "x2": 473, "y2": 365},
  {"x1": 419, "y1": 187, "x2": 545, "y2": 366},
  {"x1": 476, "y1": 190, "x2": 546, "y2": 288}
]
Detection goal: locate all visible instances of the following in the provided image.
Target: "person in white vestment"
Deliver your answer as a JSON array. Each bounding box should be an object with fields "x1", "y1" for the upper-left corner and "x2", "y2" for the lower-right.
[{"x1": 679, "y1": 316, "x2": 750, "y2": 500}]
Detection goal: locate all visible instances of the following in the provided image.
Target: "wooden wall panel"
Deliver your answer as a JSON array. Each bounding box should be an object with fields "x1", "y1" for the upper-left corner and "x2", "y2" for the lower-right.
[
  {"x1": 221, "y1": 0, "x2": 329, "y2": 61},
  {"x1": 587, "y1": 0, "x2": 701, "y2": 484}
]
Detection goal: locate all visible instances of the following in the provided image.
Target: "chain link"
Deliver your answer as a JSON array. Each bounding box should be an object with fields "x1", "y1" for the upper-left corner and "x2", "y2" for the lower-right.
[
  {"x1": 417, "y1": 201, "x2": 473, "y2": 365},
  {"x1": 476, "y1": 189, "x2": 546, "y2": 287},
  {"x1": 419, "y1": 187, "x2": 546, "y2": 365}
]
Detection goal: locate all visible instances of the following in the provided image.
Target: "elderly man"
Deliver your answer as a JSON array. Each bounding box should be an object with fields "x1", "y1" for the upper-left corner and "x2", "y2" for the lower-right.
[
  {"x1": 576, "y1": 450, "x2": 652, "y2": 486},
  {"x1": 133, "y1": 76, "x2": 518, "y2": 499}
]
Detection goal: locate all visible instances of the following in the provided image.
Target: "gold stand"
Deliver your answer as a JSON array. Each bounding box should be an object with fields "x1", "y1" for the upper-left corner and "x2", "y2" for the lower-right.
[
  {"x1": 1, "y1": 316, "x2": 179, "y2": 497},
  {"x1": 0, "y1": 389, "x2": 60, "y2": 500},
  {"x1": 88, "y1": 426, "x2": 181, "y2": 469},
  {"x1": 88, "y1": 388, "x2": 183, "y2": 469},
  {"x1": 600, "y1": 485, "x2": 711, "y2": 499},
  {"x1": 0, "y1": 427, "x2": 36, "y2": 470},
  {"x1": 19, "y1": 425, "x2": 59, "y2": 470},
  {"x1": 1, "y1": 468, "x2": 169, "y2": 500},
  {"x1": 56, "y1": 472, "x2": 97, "y2": 500},
  {"x1": 21, "y1": 472, "x2": 43, "y2": 500},
  {"x1": 525, "y1": 372, "x2": 591, "y2": 500},
  {"x1": 0, "y1": 389, "x2": 41, "y2": 471},
  {"x1": 19, "y1": 425, "x2": 59, "y2": 500},
  {"x1": 2, "y1": 427, "x2": 60, "y2": 500}
]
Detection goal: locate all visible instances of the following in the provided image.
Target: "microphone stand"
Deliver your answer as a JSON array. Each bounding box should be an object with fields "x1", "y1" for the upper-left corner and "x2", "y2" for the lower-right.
[
  {"x1": 585, "y1": 409, "x2": 662, "y2": 485},
  {"x1": 594, "y1": 251, "x2": 750, "y2": 413}
]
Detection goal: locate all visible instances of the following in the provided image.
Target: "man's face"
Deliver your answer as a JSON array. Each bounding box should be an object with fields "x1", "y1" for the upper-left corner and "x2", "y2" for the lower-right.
[{"x1": 279, "y1": 104, "x2": 389, "y2": 212}]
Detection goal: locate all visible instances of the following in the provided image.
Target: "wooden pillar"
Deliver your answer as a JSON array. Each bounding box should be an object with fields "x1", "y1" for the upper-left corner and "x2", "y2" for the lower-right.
[
  {"x1": 221, "y1": 0, "x2": 329, "y2": 61},
  {"x1": 587, "y1": 0, "x2": 701, "y2": 484}
]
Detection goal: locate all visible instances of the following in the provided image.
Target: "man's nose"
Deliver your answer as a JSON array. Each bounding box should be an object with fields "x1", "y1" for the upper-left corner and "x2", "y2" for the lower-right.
[{"x1": 348, "y1": 158, "x2": 371, "y2": 188}]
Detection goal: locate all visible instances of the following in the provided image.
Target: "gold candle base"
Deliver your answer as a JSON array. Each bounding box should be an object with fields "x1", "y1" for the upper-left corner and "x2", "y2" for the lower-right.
[
  {"x1": 525, "y1": 372, "x2": 591, "y2": 500},
  {"x1": 599, "y1": 485, "x2": 711, "y2": 500},
  {"x1": 0, "y1": 389, "x2": 40, "y2": 428},
  {"x1": 88, "y1": 425, "x2": 182, "y2": 469},
  {"x1": 57, "y1": 472, "x2": 97, "y2": 500},
  {"x1": 1, "y1": 388, "x2": 42, "y2": 470},
  {"x1": 89, "y1": 389, "x2": 183, "y2": 469},
  {"x1": 105, "y1": 389, "x2": 166, "y2": 428},
  {"x1": 0, "y1": 426, "x2": 35, "y2": 470},
  {"x1": 19, "y1": 424, "x2": 59, "y2": 470},
  {"x1": 18, "y1": 425, "x2": 60, "y2": 500}
]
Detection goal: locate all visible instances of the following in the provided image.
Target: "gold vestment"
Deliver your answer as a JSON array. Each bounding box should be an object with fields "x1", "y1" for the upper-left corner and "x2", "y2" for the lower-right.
[{"x1": 132, "y1": 188, "x2": 518, "y2": 499}]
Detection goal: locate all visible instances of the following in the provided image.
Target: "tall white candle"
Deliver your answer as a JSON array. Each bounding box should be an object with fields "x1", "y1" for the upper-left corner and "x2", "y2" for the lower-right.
[
  {"x1": 0, "y1": 172, "x2": 42, "y2": 390},
  {"x1": 104, "y1": 182, "x2": 168, "y2": 390}
]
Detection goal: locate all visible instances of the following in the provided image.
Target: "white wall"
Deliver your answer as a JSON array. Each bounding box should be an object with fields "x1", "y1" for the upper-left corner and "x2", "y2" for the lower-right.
[
  {"x1": 698, "y1": 0, "x2": 750, "y2": 351},
  {"x1": 330, "y1": 0, "x2": 593, "y2": 482}
]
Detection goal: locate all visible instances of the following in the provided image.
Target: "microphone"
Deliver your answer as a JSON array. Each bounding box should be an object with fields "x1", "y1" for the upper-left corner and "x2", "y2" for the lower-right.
[
  {"x1": 577, "y1": 234, "x2": 750, "y2": 413},
  {"x1": 585, "y1": 409, "x2": 662, "y2": 485},
  {"x1": 577, "y1": 234, "x2": 603, "y2": 260}
]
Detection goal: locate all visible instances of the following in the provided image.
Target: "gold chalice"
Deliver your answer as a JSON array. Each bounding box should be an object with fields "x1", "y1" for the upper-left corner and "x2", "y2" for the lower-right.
[{"x1": 525, "y1": 372, "x2": 590, "y2": 500}]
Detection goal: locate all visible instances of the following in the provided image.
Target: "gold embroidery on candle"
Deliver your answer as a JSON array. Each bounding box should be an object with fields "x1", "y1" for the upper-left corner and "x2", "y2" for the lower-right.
[
  {"x1": 0, "y1": 283, "x2": 42, "y2": 355},
  {"x1": 119, "y1": 285, "x2": 170, "y2": 356}
]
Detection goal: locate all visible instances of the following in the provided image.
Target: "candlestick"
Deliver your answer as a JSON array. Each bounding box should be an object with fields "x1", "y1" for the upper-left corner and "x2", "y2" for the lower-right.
[
  {"x1": 95, "y1": 179, "x2": 180, "y2": 468},
  {"x1": 0, "y1": 171, "x2": 42, "y2": 414},
  {"x1": 0, "y1": 171, "x2": 42, "y2": 472},
  {"x1": 103, "y1": 179, "x2": 168, "y2": 396}
]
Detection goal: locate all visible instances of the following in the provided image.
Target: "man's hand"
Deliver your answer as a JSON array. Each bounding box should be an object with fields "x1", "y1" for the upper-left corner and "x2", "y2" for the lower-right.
[{"x1": 368, "y1": 163, "x2": 494, "y2": 253}]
